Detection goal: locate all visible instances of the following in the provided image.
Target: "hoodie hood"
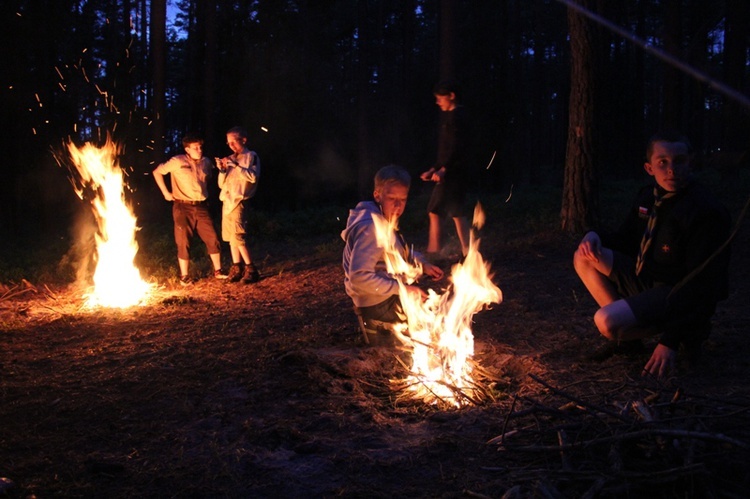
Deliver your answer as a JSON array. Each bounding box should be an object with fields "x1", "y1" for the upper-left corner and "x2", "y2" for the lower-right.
[{"x1": 341, "y1": 200, "x2": 380, "y2": 242}]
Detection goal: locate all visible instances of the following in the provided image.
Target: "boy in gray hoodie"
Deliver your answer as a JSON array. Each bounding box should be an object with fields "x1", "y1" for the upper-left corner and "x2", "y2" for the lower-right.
[{"x1": 341, "y1": 165, "x2": 444, "y2": 345}]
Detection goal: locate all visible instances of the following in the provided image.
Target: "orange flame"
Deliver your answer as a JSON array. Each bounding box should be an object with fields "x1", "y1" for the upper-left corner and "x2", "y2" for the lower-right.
[
  {"x1": 375, "y1": 204, "x2": 502, "y2": 407},
  {"x1": 67, "y1": 139, "x2": 152, "y2": 308}
]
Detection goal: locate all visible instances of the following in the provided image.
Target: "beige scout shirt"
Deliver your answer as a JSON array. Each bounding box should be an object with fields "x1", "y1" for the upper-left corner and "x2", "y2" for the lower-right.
[{"x1": 153, "y1": 154, "x2": 213, "y2": 201}]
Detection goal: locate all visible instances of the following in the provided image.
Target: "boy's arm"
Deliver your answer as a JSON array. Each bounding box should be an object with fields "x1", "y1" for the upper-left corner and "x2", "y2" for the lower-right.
[
  {"x1": 152, "y1": 166, "x2": 173, "y2": 201},
  {"x1": 244, "y1": 152, "x2": 259, "y2": 183},
  {"x1": 348, "y1": 224, "x2": 400, "y2": 298},
  {"x1": 421, "y1": 261, "x2": 444, "y2": 280},
  {"x1": 232, "y1": 151, "x2": 258, "y2": 183}
]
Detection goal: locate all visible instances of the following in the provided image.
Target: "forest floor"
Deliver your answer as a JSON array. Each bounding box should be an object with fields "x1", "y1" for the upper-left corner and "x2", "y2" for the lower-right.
[{"x1": 1, "y1": 203, "x2": 750, "y2": 498}]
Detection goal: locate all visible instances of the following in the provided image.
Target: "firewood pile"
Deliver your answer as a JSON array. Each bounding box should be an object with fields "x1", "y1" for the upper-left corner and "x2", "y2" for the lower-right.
[
  {"x1": 391, "y1": 356, "x2": 504, "y2": 408},
  {"x1": 485, "y1": 373, "x2": 750, "y2": 498}
]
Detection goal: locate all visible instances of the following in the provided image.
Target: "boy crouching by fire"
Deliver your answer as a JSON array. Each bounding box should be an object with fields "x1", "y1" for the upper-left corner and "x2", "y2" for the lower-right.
[{"x1": 341, "y1": 165, "x2": 443, "y2": 346}]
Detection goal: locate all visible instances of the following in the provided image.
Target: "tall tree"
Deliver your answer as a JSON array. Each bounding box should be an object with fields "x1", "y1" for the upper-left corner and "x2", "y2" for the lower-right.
[
  {"x1": 438, "y1": 0, "x2": 456, "y2": 80},
  {"x1": 561, "y1": 0, "x2": 598, "y2": 233},
  {"x1": 661, "y1": 0, "x2": 682, "y2": 130},
  {"x1": 150, "y1": 0, "x2": 167, "y2": 164},
  {"x1": 721, "y1": 0, "x2": 750, "y2": 172},
  {"x1": 202, "y1": 0, "x2": 218, "y2": 152}
]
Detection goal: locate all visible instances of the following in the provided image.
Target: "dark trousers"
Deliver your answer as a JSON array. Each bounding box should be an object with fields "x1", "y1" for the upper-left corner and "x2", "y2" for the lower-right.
[{"x1": 173, "y1": 202, "x2": 221, "y2": 260}]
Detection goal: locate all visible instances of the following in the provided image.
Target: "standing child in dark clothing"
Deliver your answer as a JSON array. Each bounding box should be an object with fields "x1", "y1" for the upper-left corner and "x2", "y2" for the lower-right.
[
  {"x1": 342, "y1": 165, "x2": 444, "y2": 345},
  {"x1": 573, "y1": 131, "x2": 731, "y2": 378},
  {"x1": 420, "y1": 80, "x2": 472, "y2": 260},
  {"x1": 153, "y1": 133, "x2": 227, "y2": 285},
  {"x1": 217, "y1": 126, "x2": 261, "y2": 284}
]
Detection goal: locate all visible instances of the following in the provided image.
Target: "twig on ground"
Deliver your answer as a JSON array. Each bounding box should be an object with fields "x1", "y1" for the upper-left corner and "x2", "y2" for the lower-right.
[
  {"x1": 502, "y1": 428, "x2": 749, "y2": 452},
  {"x1": 529, "y1": 373, "x2": 634, "y2": 424}
]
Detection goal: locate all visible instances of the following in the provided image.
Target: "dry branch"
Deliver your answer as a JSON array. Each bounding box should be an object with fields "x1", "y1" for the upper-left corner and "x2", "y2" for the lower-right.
[
  {"x1": 528, "y1": 373, "x2": 633, "y2": 423},
  {"x1": 503, "y1": 428, "x2": 748, "y2": 452}
]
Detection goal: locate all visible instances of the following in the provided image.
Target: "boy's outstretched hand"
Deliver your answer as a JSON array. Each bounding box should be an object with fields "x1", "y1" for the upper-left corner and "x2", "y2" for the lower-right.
[
  {"x1": 643, "y1": 343, "x2": 677, "y2": 379},
  {"x1": 422, "y1": 262, "x2": 444, "y2": 281}
]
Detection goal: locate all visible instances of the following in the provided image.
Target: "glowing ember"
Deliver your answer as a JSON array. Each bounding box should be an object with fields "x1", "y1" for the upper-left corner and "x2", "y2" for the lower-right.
[
  {"x1": 373, "y1": 204, "x2": 502, "y2": 407},
  {"x1": 67, "y1": 139, "x2": 152, "y2": 308}
]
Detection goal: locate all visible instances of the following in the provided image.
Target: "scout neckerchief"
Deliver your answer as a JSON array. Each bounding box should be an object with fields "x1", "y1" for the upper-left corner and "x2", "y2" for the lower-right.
[{"x1": 635, "y1": 186, "x2": 676, "y2": 276}]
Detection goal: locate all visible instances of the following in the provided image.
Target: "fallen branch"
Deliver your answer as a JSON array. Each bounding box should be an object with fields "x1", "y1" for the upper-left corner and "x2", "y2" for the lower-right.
[
  {"x1": 528, "y1": 373, "x2": 634, "y2": 424},
  {"x1": 501, "y1": 427, "x2": 749, "y2": 451},
  {"x1": 1, "y1": 281, "x2": 38, "y2": 302}
]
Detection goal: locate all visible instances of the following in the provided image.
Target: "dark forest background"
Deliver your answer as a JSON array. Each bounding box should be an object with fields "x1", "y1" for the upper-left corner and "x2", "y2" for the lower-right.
[{"x1": 0, "y1": 0, "x2": 748, "y2": 251}]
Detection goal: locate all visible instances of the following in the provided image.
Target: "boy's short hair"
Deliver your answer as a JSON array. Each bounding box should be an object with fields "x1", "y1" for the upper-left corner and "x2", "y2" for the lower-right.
[
  {"x1": 227, "y1": 126, "x2": 248, "y2": 139},
  {"x1": 182, "y1": 132, "x2": 204, "y2": 147},
  {"x1": 646, "y1": 130, "x2": 692, "y2": 161},
  {"x1": 374, "y1": 165, "x2": 411, "y2": 193},
  {"x1": 433, "y1": 79, "x2": 461, "y2": 100}
]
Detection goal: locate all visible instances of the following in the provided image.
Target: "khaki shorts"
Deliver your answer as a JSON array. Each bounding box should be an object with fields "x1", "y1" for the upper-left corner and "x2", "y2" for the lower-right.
[{"x1": 222, "y1": 202, "x2": 248, "y2": 246}]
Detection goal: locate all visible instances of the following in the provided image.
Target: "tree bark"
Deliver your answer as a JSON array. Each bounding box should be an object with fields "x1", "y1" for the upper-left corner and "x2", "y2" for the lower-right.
[
  {"x1": 662, "y1": 0, "x2": 682, "y2": 130},
  {"x1": 438, "y1": 0, "x2": 456, "y2": 81},
  {"x1": 203, "y1": 0, "x2": 218, "y2": 151},
  {"x1": 150, "y1": 0, "x2": 167, "y2": 163},
  {"x1": 561, "y1": 0, "x2": 598, "y2": 233},
  {"x1": 719, "y1": 0, "x2": 750, "y2": 184}
]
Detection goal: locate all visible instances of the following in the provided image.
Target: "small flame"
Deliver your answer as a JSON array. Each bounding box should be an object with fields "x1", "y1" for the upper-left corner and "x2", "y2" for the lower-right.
[
  {"x1": 374, "y1": 204, "x2": 502, "y2": 407},
  {"x1": 67, "y1": 138, "x2": 152, "y2": 308}
]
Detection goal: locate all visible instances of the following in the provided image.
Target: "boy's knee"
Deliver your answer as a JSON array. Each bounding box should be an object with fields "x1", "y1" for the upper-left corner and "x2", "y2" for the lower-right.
[
  {"x1": 593, "y1": 309, "x2": 616, "y2": 340},
  {"x1": 572, "y1": 249, "x2": 590, "y2": 277}
]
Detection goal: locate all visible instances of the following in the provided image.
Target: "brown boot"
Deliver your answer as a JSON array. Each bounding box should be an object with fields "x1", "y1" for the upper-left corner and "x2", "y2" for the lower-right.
[
  {"x1": 242, "y1": 263, "x2": 260, "y2": 284},
  {"x1": 227, "y1": 264, "x2": 242, "y2": 283}
]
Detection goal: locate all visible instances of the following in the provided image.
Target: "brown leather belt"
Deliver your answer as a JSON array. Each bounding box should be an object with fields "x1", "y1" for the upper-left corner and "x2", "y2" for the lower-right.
[{"x1": 174, "y1": 199, "x2": 205, "y2": 205}]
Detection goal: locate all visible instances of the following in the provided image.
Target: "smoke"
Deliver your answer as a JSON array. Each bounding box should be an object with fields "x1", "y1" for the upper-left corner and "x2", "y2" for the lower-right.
[
  {"x1": 57, "y1": 204, "x2": 97, "y2": 287},
  {"x1": 290, "y1": 142, "x2": 355, "y2": 202}
]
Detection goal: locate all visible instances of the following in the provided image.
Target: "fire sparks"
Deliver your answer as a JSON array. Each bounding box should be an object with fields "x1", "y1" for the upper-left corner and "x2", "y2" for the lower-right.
[
  {"x1": 373, "y1": 204, "x2": 502, "y2": 407},
  {"x1": 67, "y1": 138, "x2": 152, "y2": 308}
]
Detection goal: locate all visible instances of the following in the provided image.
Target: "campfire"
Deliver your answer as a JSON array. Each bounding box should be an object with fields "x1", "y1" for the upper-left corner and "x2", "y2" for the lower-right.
[
  {"x1": 66, "y1": 138, "x2": 152, "y2": 308},
  {"x1": 373, "y1": 204, "x2": 502, "y2": 407}
]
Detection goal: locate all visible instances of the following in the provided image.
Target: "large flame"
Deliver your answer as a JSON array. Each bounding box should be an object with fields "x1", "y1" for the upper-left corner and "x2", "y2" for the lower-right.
[
  {"x1": 374, "y1": 204, "x2": 502, "y2": 407},
  {"x1": 67, "y1": 139, "x2": 152, "y2": 308}
]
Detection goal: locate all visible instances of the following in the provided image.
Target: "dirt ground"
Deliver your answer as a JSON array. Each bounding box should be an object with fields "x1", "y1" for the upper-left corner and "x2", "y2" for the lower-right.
[{"x1": 1, "y1": 217, "x2": 749, "y2": 498}]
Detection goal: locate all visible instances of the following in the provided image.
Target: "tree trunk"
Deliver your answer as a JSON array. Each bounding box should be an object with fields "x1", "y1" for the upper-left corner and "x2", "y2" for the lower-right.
[
  {"x1": 150, "y1": 0, "x2": 167, "y2": 163},
  {"x1": 661, "y1": 0, "x2": 682, "y2": 130},
  {"x1": 720, "y1": 0, "x2": 750, "y2": 185},
  {"x1": 203, "y1": 0, "x2": 218, "y2": 151},
  {"x1": 356, "y1": 0, "x2": 372, "y2": 198},
  {"x1": 438, "y1": 0, "x2": 456, "y2": 81},
  {"x1": 561, "y1": 0, "x2": 598, "y2": 233}
]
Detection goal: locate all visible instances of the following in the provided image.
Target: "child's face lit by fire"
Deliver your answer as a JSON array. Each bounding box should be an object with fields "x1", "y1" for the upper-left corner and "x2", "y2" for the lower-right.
[
  {"x1": 644, "y1": 141, "x2": 691, "y2": 192},
  {"x1": 226, "y1": 133, "x2": 247, "y2": 155},
  {"x1": 374, "y1": 182, "x2": 409, "y2": 221},
  {"x1": 184, "y1": 142, "x2": 203, "y2": 160}
]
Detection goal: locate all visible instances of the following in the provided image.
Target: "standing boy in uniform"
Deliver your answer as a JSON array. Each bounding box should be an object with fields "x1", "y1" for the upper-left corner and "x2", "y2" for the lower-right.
[
  {"x1": 217, "y1": 126, "x2": 261, "y2": 284},
  {"x1": 153, "y1": 133, "x2": 226, "y2": 285},
  {"x1": 573, "y1": 131, "x2": 731, "y2": 378}
]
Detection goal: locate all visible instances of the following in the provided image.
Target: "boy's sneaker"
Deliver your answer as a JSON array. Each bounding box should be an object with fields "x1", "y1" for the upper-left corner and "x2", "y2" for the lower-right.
[
  {"x1": 179, "y1": 275, "x2": 194, "y2": 286},
  {"x1": 227, "y1": 264, "x2": 242, "y2": 283},
  {"x1": 242, "y1": 264, "x2": 260, "y2": 284},
  {"x1": 214, "y1": 268, "x2": 229, "y2": 279}
]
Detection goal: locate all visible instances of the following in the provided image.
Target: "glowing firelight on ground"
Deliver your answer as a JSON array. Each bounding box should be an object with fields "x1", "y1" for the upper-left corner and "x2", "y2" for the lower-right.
[
  {"x1": 67, "y1": 139, "x2": 152, "y2": 308},
  {"x1": 373, "y1": 204, "x2": 502, "y2": 407}
]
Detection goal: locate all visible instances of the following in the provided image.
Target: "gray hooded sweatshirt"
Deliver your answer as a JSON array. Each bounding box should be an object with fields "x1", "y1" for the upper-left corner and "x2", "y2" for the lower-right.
[{"x1": 341, "y1": 200, "x2": 405, "y2": 308}]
